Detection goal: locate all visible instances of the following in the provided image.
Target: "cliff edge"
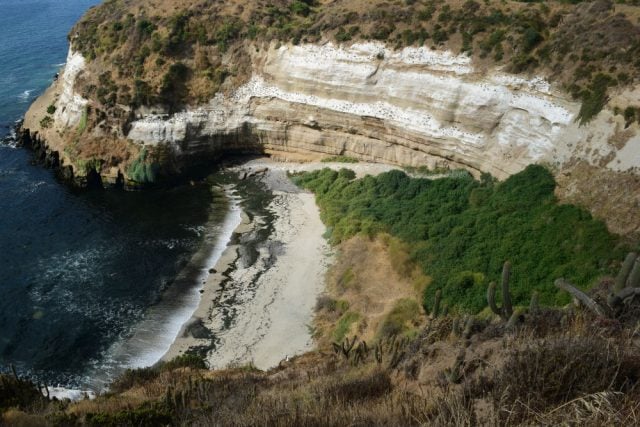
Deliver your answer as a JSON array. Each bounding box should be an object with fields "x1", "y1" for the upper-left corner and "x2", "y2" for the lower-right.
[{"x1": 21, "y1": 0, "x2": 640, "y2": 236}]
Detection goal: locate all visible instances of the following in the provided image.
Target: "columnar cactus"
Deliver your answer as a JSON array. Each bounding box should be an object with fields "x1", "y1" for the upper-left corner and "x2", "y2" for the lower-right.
[
  {"x1": 626, "y1": 258, "x2": 640, "y2": 288},
  {"x1": 487, "y1": 261, "x2": 513, "y2": 321},
  {"x1": 615, "y1": 252, "x2": 638, "y2": 291},
  {"x1": 556, "y1": 253, "x2": 640, "y2": 317},
  {"x1": 529, "y1": 291, "x2": 539, "y2": 313}
]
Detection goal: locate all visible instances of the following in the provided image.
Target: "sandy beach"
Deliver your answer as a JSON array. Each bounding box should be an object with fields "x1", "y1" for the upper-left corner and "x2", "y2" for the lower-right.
[{"x1": 162, "y1": 158, "x2": 401, "y2": 370}]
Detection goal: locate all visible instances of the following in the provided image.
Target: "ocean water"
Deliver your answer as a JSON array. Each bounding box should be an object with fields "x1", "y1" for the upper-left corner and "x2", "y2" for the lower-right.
[{"x1": 0, "y1": 0, "x2": 234, "y2": 389}]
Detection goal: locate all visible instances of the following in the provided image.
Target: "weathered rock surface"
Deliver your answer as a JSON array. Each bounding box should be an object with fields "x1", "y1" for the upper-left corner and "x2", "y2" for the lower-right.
[{"x1": 24, "y1": 41, "x2": 640, "y2": 235}]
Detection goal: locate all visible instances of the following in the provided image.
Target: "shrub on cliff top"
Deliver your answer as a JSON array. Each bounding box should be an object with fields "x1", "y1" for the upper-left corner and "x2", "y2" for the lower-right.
[
  {"x1": 0, "y1": 375, "x2": 45, "y2": 412},
  {"x1": 160, "y1": 62, "x2": 190, "y2": 112}
]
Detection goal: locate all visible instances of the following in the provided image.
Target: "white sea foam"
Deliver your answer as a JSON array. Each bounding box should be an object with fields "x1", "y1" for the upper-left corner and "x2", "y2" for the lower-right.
[
  {"x1": 85, "y1": 188, "x2": 243, "y2": 390},
  {"x1": 17, "y1": 89, "x2": 34, "y2": 102},
  {"x1": 46, "y1": 386, "x2": 96, "y2": 401}
]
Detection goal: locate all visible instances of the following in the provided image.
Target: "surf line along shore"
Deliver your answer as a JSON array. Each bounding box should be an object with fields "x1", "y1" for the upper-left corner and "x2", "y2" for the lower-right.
[
  {"x1": 162, "y1": 159, "x2": 333, "y2": 370},
  {"x1": 162, "y1": 158, "x2": 400, "y2": 369}
]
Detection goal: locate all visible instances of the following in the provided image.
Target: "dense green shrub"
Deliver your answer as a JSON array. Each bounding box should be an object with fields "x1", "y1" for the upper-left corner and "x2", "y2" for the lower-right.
[
  {"x1": 321, "y1": 155, "x2": 359, "y2": 164},
  {"x1": 377, "y1": 298, "x2": 421, "y2": 338},
  {"x1": 294, "y1": 165, "x2": 624, "y2": 313},
  {"x1": 291, "y1": 0, "x2": 312, "y2": 17},
  {"x1": 521, "y1": 27, "x2": 543, "y2": 52},
  {"x1": 578, "y1": 73, "x2": 614, "y2": 124},
  {"x1": 160, "y1": 62, "x2": 190, "y2": 110},
  {"x1": 85, "y1": 406, "x2": 172, "y2": 427},
  {"x1": 0, "y1": 375, "x2": 45, "y2": 412},
  {"x1": 39, "y1": 116, "x2": 53, "y2": 128},
  {"x1": 133, "y1": 79, "x2": 154, "y2": 106},
  {"x1": 215, "y1": 19, "x2": 243, "y2": 52},
  {"x1": 624, "y1": 106, "x2": 637, "y2": 127},
  {"x1": 109, "y1": 367, "x2": 159, "y2": 393}
]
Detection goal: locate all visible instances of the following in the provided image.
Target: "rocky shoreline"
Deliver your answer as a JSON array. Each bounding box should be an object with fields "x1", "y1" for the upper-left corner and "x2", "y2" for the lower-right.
[
  {"x1": 16, "y1": 126, "x2": 109, "y2": 189},
  {"x1": 161, "y1": 158, "x2": 404, "y2": 370},
  {"x1": 162, "y1": 159, "x2": 329, "y2": 369}
]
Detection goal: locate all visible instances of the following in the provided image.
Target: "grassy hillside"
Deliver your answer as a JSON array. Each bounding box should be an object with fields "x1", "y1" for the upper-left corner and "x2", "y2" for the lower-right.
[{"x1": 293, "y1": 165, "x2": 627, "y2": 312}]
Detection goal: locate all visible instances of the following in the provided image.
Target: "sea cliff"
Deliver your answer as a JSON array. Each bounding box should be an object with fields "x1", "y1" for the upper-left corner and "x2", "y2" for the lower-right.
[{"x1": 20, "y1": 0, "x2": 640, "y2": 235}]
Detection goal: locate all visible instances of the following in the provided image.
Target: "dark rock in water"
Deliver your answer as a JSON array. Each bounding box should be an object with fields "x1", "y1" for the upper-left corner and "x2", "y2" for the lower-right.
[
  {"x1": 17, "y1": 127, "x2": 108, "y2": 190},
  {"x1": 85, "y1": 167, "x2": 104, "y2": 190},
  {"x1": 199, "y1": 289, "x2": 204, "y2": 294},
  {"x1": 44, "y1": 150, "x2": 59, "y2": 169},
  {"x1": 209, "y1": 268, "x2": 217, "y2": 274}
]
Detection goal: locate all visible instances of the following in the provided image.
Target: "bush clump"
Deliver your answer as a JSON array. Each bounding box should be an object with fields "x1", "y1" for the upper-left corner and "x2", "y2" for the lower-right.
[
  {"x1": 294, "y1": 165, "x2": 623, "y2": 312},
  {"x1": 377, "y1": 298, "x2": 421, "y2": 338},
  {"x1": 127, "y1": 148, "x2": 159, "y2": 184},
  {"x1": 39, "y1": 116, "x2": 53, "y2": 129}
]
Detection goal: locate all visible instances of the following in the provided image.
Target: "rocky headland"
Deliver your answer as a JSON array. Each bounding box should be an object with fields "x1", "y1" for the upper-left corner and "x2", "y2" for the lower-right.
[{"x1": 18, "y1": 0, "x2": 640, "y2": 237}]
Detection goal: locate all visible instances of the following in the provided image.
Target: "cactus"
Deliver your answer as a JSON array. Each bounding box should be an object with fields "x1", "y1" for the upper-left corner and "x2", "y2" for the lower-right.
[
  {"x1": 487, "y1": 261, "x2": 513, "y2": 321},
  {"x1": 462, "y1": 315, "x2": 478, "y2": 339},
  {"x1": 506, "y1": 308, "x2": 526, "y2": 330},
  {"x1": 529, "y1": 291, "x2": 539, "y2": 314},
  {"x1": 445, "y1": 350, "x2": 465, "y2": 384},
  {"x1": 606, "y1": 253, "x2": 640, "y2": 311},
  {"x1": 10, "y1": 364, "x2": 18, "y2": 380},
  {"x1": 615, "y1": 252, "x2": 638, "y2": 291},
  {"x1": 452, "y1": 317, "x2": 462, "y2": 337},
  {"x1": 627, "y1": 258, "x2": 640, "y2": 288},
  {"x1": 555, "y1": 278, "x2": 607, "y2": 317},
  {"x1": 431, "y1": 289, "x2": 442, "y2": 319},
  {"x1": 374, "y1": 343, "x2": 383, "y2": 364},
  {"x1": 341, "y1": 336, "x2": 357, "y2": 358}
]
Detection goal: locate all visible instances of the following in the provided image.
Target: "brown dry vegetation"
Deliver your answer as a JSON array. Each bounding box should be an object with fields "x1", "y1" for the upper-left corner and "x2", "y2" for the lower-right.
[
  {"x1": 314, "y1": 234, "x2": 429, "y2": 346},
  {"x1": 46, "y1": 0, "x2": 640, "y2": 183},
  {"x1": 4, "y1": 305, "x2": 640, "y2": 426},
  {"x1": 555, "y1": 160, "x2": 640, "y2": 238}
]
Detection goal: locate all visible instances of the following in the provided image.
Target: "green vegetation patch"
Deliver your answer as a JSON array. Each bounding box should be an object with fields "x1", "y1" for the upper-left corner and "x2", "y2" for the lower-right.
[
  {"x1": 377, "y1": 298, "x2": 421, "y2": 339},
  {"x1": 127, "y1": 148, "x2": 159, "y2": 184},
  {"x1": 332, "y1": 311, "x2": 360, "y2": 342},
  {"x1": 39, "y1": 116, "x2": 53, "y2": 129},
  {"x1": 78, "y1": 107, "x2": 88, "y2": 134},
  {"x1": 294, "y1": 165, "x2": 624, "y2": 313}
]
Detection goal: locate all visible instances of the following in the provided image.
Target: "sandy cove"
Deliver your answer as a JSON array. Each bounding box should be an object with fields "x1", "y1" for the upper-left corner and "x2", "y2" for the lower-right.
[{"x1": 162, "y1": 158, "x2": 400, "y2": 370}]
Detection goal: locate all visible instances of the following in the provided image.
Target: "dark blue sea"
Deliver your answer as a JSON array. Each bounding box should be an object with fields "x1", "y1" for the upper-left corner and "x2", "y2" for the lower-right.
[{"x1": 0, "y1": 0, "x2": 238, "y2": 392}]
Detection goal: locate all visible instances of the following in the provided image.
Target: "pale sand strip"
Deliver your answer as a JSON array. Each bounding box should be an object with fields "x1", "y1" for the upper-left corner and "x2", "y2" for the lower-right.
[{"x1": 163, "y1": 159, "x2": 399, "y2": 370}]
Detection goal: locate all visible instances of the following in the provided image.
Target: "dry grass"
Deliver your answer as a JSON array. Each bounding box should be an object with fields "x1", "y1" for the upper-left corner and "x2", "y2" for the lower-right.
[
  {"x1": 314, "y1": 235, "x2": 426, "y2": 346},
  {"x1": 5, "y1": 308, "x2": 640, "y2": 426}
]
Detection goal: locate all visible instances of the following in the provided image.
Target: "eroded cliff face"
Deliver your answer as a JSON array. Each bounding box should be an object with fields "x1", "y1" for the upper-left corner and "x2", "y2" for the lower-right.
[{"x1": 23, "y1": 41, "x2": 640, "y2": 235}]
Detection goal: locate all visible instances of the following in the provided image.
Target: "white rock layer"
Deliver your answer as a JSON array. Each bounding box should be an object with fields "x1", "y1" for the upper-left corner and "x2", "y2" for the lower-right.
[
  {"x1": 52, "y1": 42, "x2": 638, "y2": 182},
  {"x1": 54, "y1": 49, "x2": 88, "y2": 129}
]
